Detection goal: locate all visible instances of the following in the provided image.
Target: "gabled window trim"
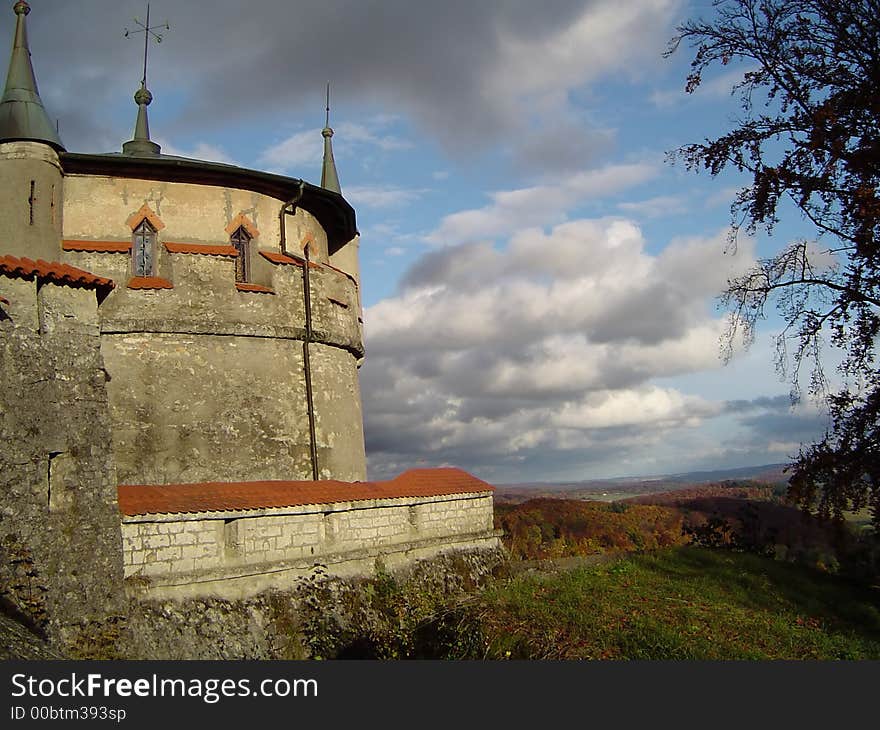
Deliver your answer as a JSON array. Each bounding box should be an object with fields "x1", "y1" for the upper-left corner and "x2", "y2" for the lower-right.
[
  {"x1": 131, "y1": 218, "x2": 158, "y2": 277},
  {"x1": 230, "y1": 225, "x2": 252, "y2": 283}
]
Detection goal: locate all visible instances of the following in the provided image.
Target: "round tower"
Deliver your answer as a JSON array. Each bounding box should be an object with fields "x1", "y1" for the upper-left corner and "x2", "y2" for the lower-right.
[{"x1": 0, "y1": 1, "x2": 65, "y2": 261}]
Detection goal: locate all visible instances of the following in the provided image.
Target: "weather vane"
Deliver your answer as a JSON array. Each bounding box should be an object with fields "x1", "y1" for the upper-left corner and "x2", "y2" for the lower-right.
[{"x1": 124, "y1": 4, "x2": 170, "y2": 89}]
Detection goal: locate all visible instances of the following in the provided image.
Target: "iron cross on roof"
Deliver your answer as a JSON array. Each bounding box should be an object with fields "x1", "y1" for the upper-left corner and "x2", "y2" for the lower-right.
[{"x1": 124, "y1": 3, "x2": 170, "y2": 90}]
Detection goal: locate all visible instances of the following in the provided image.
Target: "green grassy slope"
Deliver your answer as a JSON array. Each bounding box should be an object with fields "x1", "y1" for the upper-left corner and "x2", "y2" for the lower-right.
[{"x1": 468, "y1": 547, "x2": 880, "y2": 659}]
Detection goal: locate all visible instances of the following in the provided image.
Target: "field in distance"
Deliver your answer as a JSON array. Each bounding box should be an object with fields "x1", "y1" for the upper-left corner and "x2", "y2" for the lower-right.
[{"x1": 495, "y1": 463, "x2": 789, "y2": 504}]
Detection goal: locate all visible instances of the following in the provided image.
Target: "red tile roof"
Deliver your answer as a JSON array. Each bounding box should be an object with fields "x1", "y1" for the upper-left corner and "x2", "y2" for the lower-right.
[
  {"x1": 0, "y1": 255, "x2": 114, "y2": 291},
  {"x1": 164, "y1": 242, "x2": 238, "y2": 257},
  {"x1": 128, "y1": 276, "x2": 173, "y2": 290},
  {"x1": 63, "y1": 240, "x2": 132, "y2": 253},
  {"x1": 259, "y1": 250, "x2": 322, "y2": 270},
  {"x1": 118, "y1": 467, "x2": 494, "y2": 516},
  {"x1": 236, "y1": 283, "x2": 275, "y2": 294}
]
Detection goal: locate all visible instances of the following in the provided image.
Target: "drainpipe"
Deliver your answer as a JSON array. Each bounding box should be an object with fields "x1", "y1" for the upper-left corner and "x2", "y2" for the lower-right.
[{"x1": 279, "y1": 183, "x2": 319, "y2": 481}]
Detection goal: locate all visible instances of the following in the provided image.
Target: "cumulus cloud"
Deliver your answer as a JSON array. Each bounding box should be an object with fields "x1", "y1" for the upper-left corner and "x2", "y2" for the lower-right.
[
  {"x1": 258, "y1": 130, "x2": 323, "y2": 171},
  {"x1": 650, "y1": 66, "x2": 756, "y2": 108},
  {"x1": 426, "y1": 163, "x2": 658, "y2": 245},
  {"x1": 157, "y1": 140, "x2": 239, "y2": 166},
  {"x1": 345, "y1": 185, "x2": 428, "y2": 210},
  {"x1": 361, "y1": 218, "x2": 760, "y2": 480},
  {"x1": 257, "y1": 118, "x2": 411, "y2": 175},
  {"x1": 12, "y1": 1, "x2": 682, "y2": 173},
  {"x1": 618, "y1": 194, "x2": 688, "y2": 218}
]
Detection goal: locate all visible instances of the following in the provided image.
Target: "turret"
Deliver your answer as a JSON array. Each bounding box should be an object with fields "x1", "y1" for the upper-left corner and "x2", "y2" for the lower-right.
[
  {"x1": 0, "y1": 1, "x2": 64, "y2": 260},
  {"x1": 322, "y1": 85, "x2": 362, "y2": 310}
]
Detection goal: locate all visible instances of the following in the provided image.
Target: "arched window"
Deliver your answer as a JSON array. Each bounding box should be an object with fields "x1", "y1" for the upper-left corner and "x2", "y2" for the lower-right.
[
  {"x1": 132, "y1": 219, "x2": 157, "y2": 276},
  {"x1": 230, "y1": 226, "x2": 251, "y2": 283}
]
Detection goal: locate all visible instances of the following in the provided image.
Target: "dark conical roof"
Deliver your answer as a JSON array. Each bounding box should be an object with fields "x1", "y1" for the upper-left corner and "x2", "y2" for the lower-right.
[{"x1": 0, "y1": 1, "x2": 64, "y2": 150}]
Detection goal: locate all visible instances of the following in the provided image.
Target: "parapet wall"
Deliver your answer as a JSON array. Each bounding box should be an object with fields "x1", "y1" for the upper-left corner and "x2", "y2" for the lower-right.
[
  {"x1": 122, "y1": 492, "x2": 499, "y2": 601},
  {"x1": 0, "y1": 272, "x2": 125, "y2": 648}
]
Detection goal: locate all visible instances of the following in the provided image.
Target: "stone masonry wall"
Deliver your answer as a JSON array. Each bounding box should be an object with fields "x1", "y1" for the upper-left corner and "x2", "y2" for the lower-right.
[
  {"x1": 58, "y1": 175, "x2": 367, "y2": 486},
  {"x1": 121, "y1": 493, "x2": 497, "y2": 599},
  {"x1": 0, "y1": 278, "x2": 125, "y2": 651},
  {"x1": 62, "y1": 176, "x2": 334, "y2": 268}
]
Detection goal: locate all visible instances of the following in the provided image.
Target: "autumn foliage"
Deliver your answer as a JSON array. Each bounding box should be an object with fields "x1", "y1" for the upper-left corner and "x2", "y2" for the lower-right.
[{"x1": 495, "y1": 499, "x2": 686, "y2": 560}]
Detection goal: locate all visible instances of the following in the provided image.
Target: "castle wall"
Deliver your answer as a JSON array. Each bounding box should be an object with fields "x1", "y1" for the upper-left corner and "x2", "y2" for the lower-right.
[
  {"x1": 0, "y1": 278, "x2": 125, "y2": 649},
  {"x1": 0, "y1": 142, "x2": 63, "y2": 260},
  {"x1": 103, "y1": 333, "x2": 364, "y2": 484},
  {"x1": 62, "y1": 175, "x2": 332, "y2": 266},
  {"x1": 120, "y1": 493, "x2": 499, "y2": 600},
  {"x1": 57, "y1": 175, "x2": 367, "y2": 485}
]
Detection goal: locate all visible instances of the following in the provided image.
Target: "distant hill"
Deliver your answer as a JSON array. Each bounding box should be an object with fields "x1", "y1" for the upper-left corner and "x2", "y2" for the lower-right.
[{"x1": 495, "y1": 463, "x2": 789, "y2": 504}]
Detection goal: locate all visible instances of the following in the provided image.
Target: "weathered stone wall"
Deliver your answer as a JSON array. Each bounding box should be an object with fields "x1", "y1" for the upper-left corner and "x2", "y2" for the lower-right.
[
  {"x1": 103, "y1": 333, "x2": 364, "y2": 484},
  {"x1": 123, "y1": 548, "x2": 507, "y2": 659},
  {"x1": 0, "y1": 142, "x2": 64, "y2": 261},
  {"x1": 62, "y1": 175, "x2": 333, "y2": 266},
  {"x1": 0, "y1": 278, "x2": 125, "y2": 651},
  {"x1": 57, "y1": 175, "x2": 367, "y2": 486},
  {"x1": 120, "y1": 493, "x2": 498, "y2": 600}
]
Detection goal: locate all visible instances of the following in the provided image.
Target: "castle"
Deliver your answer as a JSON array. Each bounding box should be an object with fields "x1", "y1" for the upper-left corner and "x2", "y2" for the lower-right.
[{"x1": 0, "y1": 2, "x2": 499, "y2": 651}]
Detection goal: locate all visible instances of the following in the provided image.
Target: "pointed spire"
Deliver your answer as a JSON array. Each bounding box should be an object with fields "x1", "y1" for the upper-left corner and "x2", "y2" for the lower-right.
[
  {"x1": 321, "y1": 83, "x2": 341, "y2": 194},
  {"x1": 122, "y1": 4, "x2": 167, "y2": 156},
  {"x1": 122, "y1": 84, "x2": 160, "y2": 155},
  {"x1": 0, "y1": 1, "x2": 64, "y2": 150}
]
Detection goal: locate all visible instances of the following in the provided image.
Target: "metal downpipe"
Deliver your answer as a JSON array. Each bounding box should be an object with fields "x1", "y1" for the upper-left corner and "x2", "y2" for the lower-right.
[{"x1": 279, "y1": 184, "x2": 319, "y2": 481}]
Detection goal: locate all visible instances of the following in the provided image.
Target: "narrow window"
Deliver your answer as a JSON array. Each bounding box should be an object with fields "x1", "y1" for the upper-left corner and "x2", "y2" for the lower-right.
[
  {"x1": 132, "y1": 219, "x2": 157, "y2": 276},
  {"x1": 28, "y1": 180, "x2": 35, "y2": 225},
  {"x1": 230, "y1": 226, "x2": 251, "y2": 283},
  {"x1": 50, "y1": 185, "x2": 55, "y2": 224}
]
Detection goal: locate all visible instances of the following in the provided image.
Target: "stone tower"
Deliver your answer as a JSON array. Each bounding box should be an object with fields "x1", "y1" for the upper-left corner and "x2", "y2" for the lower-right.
[{"x1": 0, "y1": 0, "x2": 64, "y2": 260}]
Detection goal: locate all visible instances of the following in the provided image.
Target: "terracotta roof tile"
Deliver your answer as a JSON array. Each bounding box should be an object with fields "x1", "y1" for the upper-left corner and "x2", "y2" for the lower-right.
[
  {"x1": 260, "y1": 250, "x2": 299, "y2": 265},
  {"x1": 164, "y1": 242, "x2": 238, "y2": 257},
  {"x1": 118, "y1": 467, "x2": 494, "y2": 516},
  {"x1": 128, "y1": 276, "x2": 173, "y2": 290},
  {"x1": 236, "y1": 283, "x2": 275, "y2": 294},
  {"x1": 259, "y1": 250, "x2": 322, "y2": 270},
  {"x1": 63, "y1": 240, "x2": 132, "y2": 253},
  {"x1": 0, "y1": 255, "x2": 115, "y2": 291}
]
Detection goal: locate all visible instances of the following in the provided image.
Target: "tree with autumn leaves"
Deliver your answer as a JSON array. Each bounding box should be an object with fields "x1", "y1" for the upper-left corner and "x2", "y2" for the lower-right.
[{"x1": 668, "y1": 0, "x2": 880, "y2": 527}]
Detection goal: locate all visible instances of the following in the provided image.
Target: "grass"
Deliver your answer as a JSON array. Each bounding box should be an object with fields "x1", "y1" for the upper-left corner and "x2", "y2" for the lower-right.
[{"x1": 467, "y1": 547, "x2": 880, "y2": 659}]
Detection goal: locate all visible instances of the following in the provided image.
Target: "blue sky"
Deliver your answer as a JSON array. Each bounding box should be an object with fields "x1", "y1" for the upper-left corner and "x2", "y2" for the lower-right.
[{"x1": 4, "y1": 0, "x2": 833, "y2": 482}]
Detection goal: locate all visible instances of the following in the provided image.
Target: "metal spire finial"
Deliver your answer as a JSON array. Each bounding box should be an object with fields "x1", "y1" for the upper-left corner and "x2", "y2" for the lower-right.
[
  {"x1": 122, "y1": 4, "x2": 170, "y2": 156},
  {"x1": 321, "y1": 83, "x2": 341, "y2": 193},
  {"x1": 325, "y1": 82, "x2": 331, "y2": 129}
]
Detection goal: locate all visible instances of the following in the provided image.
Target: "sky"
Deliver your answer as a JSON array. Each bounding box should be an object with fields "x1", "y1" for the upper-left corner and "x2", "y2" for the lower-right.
[{"x1": 2, "y1": 0, "x2": 834, "y2": 483}]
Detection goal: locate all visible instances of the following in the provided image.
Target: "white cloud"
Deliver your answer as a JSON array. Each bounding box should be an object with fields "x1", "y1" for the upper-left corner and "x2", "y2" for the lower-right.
[
  {"x1": 618, "y1": 195, "x2": 688, "y2": 218},
  {"x1": 157, "y1": 140, "x2": 239, "y2": 166},
  {"x1": 346, "y1": 185, "x2": 428, "y2": 209},
  {"x1": 427, "y1": 163, "x2": 658, "y2": 245},
  {"x1": 651, "y1": 66, "x2": 759, "y2": 108},
  {"x1": 258, "y1": 129, "x2": 322, "y2": 171},
  {"x1": 256, "y1": 117, "x2": 412, "y2": 174},
  {"x1": 362, "y1": 217, "x2": 761, "y2": 479},
  {"x1": 488, "y1": 0, "x2": 680, "y2": 99},
  {"x1": 334, "y1": 121, "x2": 411, "y2": 152}
]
